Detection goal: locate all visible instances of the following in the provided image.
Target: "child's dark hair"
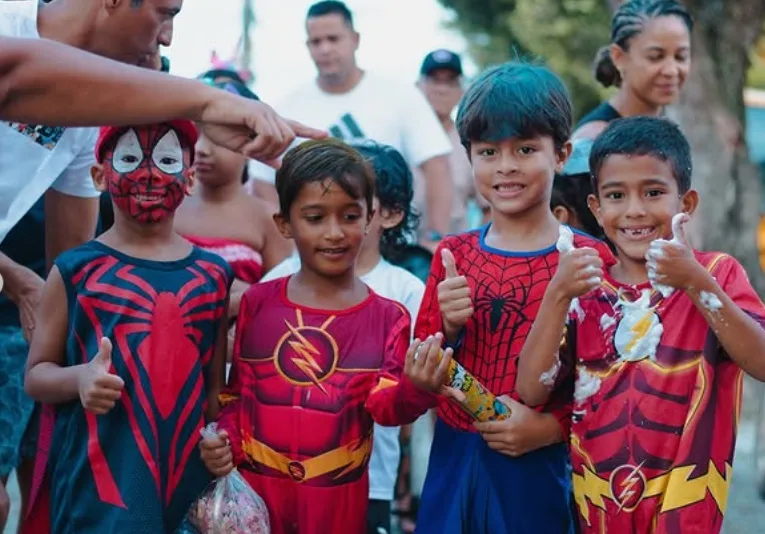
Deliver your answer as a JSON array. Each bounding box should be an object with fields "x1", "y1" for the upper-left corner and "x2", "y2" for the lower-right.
[
  {"x1": 552, "y1": 174, "x2": 603, "y2": 239},
  {"x1": 275, "y1": 139, "x2": 375, "y2": 217},
  {"x1": 307, "y1": 1, "x2": 353, "y2": 28},
  {"x1": 589, "y1": 116, "x2": 692, "y2": 193},
  {"x1": 354, "y1": 141, "x2": 419, "y2": 260},
  {"x1": 594, "y1": 0, "x2": 693, "y2": 88},
  {"x1": 198, "y1": 70, "x2": 258, "y2": 184},
  {"x1": 456, "y1": 61, "x2": 573, "y2": 152},
  {"x1": 551, "y1": 139, "x2": 603, "y2": 238}
]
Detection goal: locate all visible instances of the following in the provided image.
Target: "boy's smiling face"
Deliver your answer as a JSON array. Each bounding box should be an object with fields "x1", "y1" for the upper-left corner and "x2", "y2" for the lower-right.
[
  {"x1": 470, "y1": 135, "x2": 570, "y2": 218},
  {"x1": 588, "y1": 154, "x2": 698, "y2": 268},
  {"x1": 275, "y1": 179, "x2": 372, "y2": 278}
]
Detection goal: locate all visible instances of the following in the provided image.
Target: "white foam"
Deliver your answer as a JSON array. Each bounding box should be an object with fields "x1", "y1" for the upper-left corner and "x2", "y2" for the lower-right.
[
  {"x1": 574, "y1": 367, "x2": 601, "y2": 405},
  {"x1": 645, "y1": 213, "x2": 689, "y2": 299},
  {"x1": 614, "y1": 289, "x2": 664, "y2": 362},
  {"x1": 600, "y1": 313, "x2": 617, "y2": 331},
  {"x1": 556, "y1": 224, "x2": 574, "y2": 254},
  {"x1": 700, "y1": 291, "x2": 723, "y2": 311},
  {"x1": 539, "y1": 357, "x2": 561, "y2": 387}
]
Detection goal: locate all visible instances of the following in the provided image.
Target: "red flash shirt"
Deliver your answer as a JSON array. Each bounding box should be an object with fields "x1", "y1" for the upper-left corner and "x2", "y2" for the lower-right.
[{"x1": 216, "y1": 278, "x2": 435, "y2": 534}]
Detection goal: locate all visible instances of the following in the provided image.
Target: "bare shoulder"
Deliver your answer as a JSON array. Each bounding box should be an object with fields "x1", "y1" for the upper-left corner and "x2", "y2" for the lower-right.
[{"x1": 572, "y1": 121, "x2": 609, "y2": 141}]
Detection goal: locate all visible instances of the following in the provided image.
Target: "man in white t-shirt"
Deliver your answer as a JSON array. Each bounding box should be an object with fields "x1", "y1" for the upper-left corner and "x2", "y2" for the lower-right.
[
  {"x1": 0, "y1": 0, "x2": 180, "y2": 527},
  {"x1": 249, "y1": 1, "x2": 453, "y2": 251},
  {"x1": 414, "y1": 49, "x2": 491, "y2": 236}
]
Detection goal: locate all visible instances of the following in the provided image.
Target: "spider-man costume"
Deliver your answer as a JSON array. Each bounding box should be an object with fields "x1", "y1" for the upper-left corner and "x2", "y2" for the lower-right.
[
  {"x1": 216, "y1": 278, "x2": 435, "y2": 534},
  {"x1": 23, "y1": 121, "x2": 233, "y2": 534},
  {"x1": 42, "y1": 243, "x2": 231, "y2": 533},
  {"x1": 414, "y1": 226, "x2": 613, "y2": 534},
  {"x1": 567, "y1": 252, "x2": 765, "y2": 534}
]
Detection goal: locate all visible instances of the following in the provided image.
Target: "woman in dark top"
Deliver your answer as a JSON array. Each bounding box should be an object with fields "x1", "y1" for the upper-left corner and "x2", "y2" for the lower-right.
[{"x1": 574, "y1": 0, "x2": 693, "y2": 140}]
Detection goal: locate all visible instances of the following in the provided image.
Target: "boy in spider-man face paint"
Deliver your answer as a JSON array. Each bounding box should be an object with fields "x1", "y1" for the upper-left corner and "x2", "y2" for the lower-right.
[
  {"x1": 23, "y1": 121, "x2": 234, "y2": 534},
  {"x1": 93, "y1": 120, "x2": 196, "y2": 225}
]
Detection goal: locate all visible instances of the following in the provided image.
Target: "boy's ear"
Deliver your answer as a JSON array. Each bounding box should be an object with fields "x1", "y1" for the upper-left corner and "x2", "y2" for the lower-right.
[
  {"x1": 273, "y1": 212, "x2": 292, "y2": 240},
  {"x1": 380, "y1": 208, "x2": 405, "y2": 230},
  {"x1": 552, "y1": 205, "x2": 570, "y2": 225},
  {"x1": 587, "y1": 193, "x2": 604, "y2": 228},
  {"x1": 91, "y1": 164, "x2": 107, "y2": 192},
  {"x1": 681, "y1": 189, "x2": 699, "y2": 218},
  {"x1": 555, "y1": 141, "x2": 573, "y2": 174},
  {"x1": 183, "y1": 167, "x2": 195, "y2": 196}
]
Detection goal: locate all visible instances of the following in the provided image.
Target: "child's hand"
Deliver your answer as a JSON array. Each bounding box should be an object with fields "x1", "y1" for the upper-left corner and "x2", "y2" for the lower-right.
[
  {"x1": 200, "y1": 429, "x2": 234, "y2": 477},
  {"x1": 404, "y1": 334, "x2": 464, "y2": 401},
  {"x1": 645, "y1": 214, "x2": 706, "y2": 291},
  {"x1": 77, "y1": 338, "x2": 124, "y2": 415},
  {"x1": 474, "y1": 396, "x2": 562, "y2": 457},
  {"x1": 438, "y1": 249, "x2": 473, "y2": 341},
  {"x1": 551, "y1": 247, "x2": 603, "y2": 301}
]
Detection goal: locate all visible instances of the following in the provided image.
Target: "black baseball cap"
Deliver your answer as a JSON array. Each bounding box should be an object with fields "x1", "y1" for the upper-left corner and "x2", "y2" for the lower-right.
[{"x1": 420, "y1": 49, "x2": 463, "y2": 77}]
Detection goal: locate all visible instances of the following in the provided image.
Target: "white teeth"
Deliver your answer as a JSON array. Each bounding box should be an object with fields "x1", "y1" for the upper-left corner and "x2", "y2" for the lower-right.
[
  {"x1": 623, "y1": 228, "x2": 653, "y2": 236},
  {"x1": 495, "y1": 184, "x2": 522, "y2": 191}
]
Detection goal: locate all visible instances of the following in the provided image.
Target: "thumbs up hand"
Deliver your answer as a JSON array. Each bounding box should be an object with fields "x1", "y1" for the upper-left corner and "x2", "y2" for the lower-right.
[
  {"x1": 78, "y1": 337, "x2": 125, "y2": 415},
  {"x1": 550, "y1": 225, "x2": 603, "y2": 303},
  {"x1": 645, "y1": 213, "x2": 702, "y2": 292},
  {"x1": 437, "y1": 248, "x2": 474, "y2": 342}
]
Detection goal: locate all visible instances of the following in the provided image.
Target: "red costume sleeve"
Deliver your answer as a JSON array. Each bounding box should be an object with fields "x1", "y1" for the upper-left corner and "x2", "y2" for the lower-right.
[
  {"x1": 365, "y1": 306, "x2": 438, "y2": 426},
  {"x1": 716, "y1": 254, "x2": 765, "y2": 322},
  {"x1": 216, "y1": 290, "x2": 251, "y2": 466}
]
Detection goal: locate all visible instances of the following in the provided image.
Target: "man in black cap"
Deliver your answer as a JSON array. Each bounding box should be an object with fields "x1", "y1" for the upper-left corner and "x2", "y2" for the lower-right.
[{"x1": 413, "y1": 50, "x2": 489, "y2": 239}]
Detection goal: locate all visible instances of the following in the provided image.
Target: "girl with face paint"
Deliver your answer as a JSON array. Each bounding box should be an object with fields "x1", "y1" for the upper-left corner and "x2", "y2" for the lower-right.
[
  {"x1": 22, "y1": 121, "x2": 234, "y2": 534},
  {"x1": 175, "y1": 75, "x2": 293, "y2": 357}
]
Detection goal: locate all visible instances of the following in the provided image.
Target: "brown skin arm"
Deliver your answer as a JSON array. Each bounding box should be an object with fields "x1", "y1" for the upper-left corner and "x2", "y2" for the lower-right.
[
  {"x1": 516, "y1": 288, "x2": 571, "y2": 407},
  {"x1": 206, "y1": 300, "x2": 230, "y2": 421},
  {"x1": 419, "y1": 155, "x2": 454, "y2": 237},
  {"x1": 24, "y1": 266, "x2": 82, "y2": 404},
  {"x1": 45, "y1": 190, "x2": 99, "y2": 268},
  {"x1": 0, "y1": 251, "x2": 45, "y2": 342},
  {"x1": 0, "y1": 37, "x2": 325, "y2": 162},
  {"x1": 686, "y1": 269, "x2": 765, "y2": 380}
]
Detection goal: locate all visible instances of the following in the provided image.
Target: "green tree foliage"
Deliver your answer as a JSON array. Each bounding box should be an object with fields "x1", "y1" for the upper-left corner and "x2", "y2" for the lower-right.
[{"x1": 438, "y1": 0, "x2": 612, "y2": 118}]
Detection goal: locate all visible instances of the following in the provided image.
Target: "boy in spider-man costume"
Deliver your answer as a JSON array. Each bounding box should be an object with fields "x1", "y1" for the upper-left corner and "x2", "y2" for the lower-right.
[
  {"x1": 518, "y1": 116, "x2": 765, "y2": 534},
  {"x1": 198, "y1": 139, "x2": 442, "y2": 534},
  {"x1": 406, "y1": 62, "x2": 613, "y2": 534},
  {"x1": 23, "y1": 120, "x2": 232, "y2": 534}
]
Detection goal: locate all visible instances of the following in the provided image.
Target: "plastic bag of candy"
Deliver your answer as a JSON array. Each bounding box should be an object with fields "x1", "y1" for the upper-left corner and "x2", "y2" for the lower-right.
[{"x1": 183, "y1": 423, "x2": 270, "y2": 534}]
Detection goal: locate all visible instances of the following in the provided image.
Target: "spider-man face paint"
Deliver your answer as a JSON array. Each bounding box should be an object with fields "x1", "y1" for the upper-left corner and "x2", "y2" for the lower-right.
[{"x1": 102, "y1": 125, "x2": 192, "y2": 224}]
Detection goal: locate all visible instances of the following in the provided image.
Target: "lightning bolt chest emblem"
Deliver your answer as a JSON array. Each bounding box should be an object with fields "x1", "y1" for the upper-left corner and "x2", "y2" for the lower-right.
[
  {"x1": 609, "y1": 462, "x2": 647, "y2": 512},
  {"x1": 274, "y1": 310, "x2": 339, "y2": 394}
]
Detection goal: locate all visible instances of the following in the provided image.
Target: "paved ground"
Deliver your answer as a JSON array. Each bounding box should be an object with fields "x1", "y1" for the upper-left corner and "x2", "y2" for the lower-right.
[{"x1": 7, "y1": 380, "x2": 765, "y2": 533}]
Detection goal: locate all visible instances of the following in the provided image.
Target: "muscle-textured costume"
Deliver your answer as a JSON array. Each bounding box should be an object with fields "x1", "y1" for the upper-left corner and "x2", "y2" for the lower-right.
[
  {"x1": 414, "y1": 226, "x2": 613, "y2": 534},
  {"x1": 568, "y1": 252, "x2": 765, "y2": 534},
  {"x1": 46, "y1": 243, "x2": 230, "y2": 533},
  {"x1": 216, "y1": 278, "x2": 434, "y2": 534},
  {"x1": 184, "y1": 235, "x2": 264, "y2": 284}
]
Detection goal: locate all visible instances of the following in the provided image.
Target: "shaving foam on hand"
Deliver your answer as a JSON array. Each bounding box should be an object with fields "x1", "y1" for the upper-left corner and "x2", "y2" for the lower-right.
[
  {"x1": 556, "y1": 225, "x2": 600, "y2": 322},
  {"x1": 646, "y1": 213, "x2": 689, "y2": 298}
]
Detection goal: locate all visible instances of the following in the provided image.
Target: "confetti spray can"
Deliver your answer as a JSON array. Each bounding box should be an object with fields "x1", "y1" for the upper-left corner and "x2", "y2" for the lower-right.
[{"x1": 443, "y1": 354, "x2": 511, "y2": 422}]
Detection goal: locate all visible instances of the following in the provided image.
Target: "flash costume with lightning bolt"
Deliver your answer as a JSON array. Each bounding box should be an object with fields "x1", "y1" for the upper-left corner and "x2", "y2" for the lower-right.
[
  {"x1": 216, "y1": 278, "x2": 434, "y2": 534},
  {"x1": 566, "y1": 251, "x2": 765, "y2": 534}
]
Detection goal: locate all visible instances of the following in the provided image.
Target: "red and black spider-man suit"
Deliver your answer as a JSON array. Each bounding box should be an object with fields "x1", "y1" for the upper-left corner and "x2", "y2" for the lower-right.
[
  {"x1": 22, "y1": 122, "x2": 232, "y2": 534},
  {"x1": 216, "y1": 278, "x2": 435, "y2": 534},
  {"x1": 567, "y1": 252, "x2": 765, "y2": 534}
]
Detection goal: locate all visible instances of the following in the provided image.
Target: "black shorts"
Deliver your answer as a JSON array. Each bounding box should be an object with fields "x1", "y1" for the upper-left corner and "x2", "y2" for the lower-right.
[{"x1": 367, "y1": 499, "x2": 391, "y2": 534}]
